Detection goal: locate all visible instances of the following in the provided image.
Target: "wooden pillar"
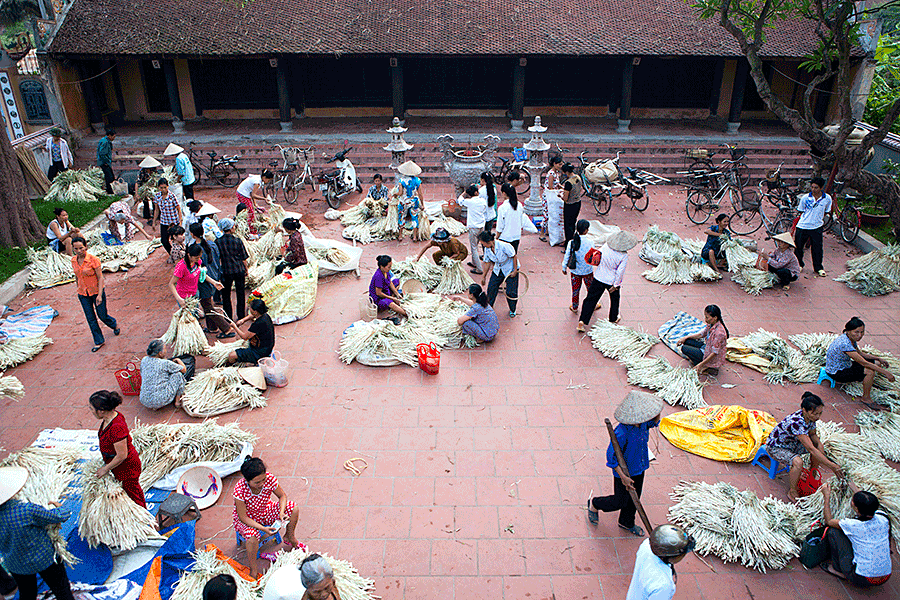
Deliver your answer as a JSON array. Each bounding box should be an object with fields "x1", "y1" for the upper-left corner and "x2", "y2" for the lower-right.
[
  {"x1": 76, "y1": 62, "x2": 104, "y2": 130},
  {"x1": 510, "y1": 57, "x2": 526, "y2": 131},
  {"x1": 727, "y1": 59, "x2": 749, "y2": 133},
  {"x1": 162, "y1": 59, "x2": 184, "y2": 132},
  {"x1": 708, "y1": 57, "x2": 725, "y2": 116},
  {"x1": 391, "y1": 57, "x2": 404, "y2": 125},
  {"x1": 618, "y1": 58, "x2": 634, "y2": 133},
  {"x1": 276, "y1": 57, "x2": 292, "y2": 131}
]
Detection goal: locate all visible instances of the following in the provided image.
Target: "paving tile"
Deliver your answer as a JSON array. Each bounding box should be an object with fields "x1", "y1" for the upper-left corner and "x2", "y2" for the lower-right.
[
  {"x1": 431, "y1": 539, "x2": 478, "y2": 576},
  {"x1": 476, "y1": 539, "x2": 526, "y2": 576},
  {"x1": 403, "y1": 576, "x2": 454, "y2": 600},
  {"x1": 551, "y1": 574, "x2": 604, "y2": 600},
  {"x1": 501, "y1": 575, "x2": 553, "y2": 600}
]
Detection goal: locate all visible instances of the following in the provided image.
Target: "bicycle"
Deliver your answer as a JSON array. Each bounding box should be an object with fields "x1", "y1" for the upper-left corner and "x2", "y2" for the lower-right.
[
  {"x1": 683, "y1": 161, "x2": 746, "y2": 225},
  {"x1": 187, "y1": 142, "x2": 241, "y2": 187},
  {"x1": 730, "y1": 194, "x2": 796, "y2": 238},
  {"x1": 823, "y1": 182, "x2": 861, "y2": 243},
  {"x1": 492, "y1": 154, "x2": 531, "y2": 195},
  {"x1": 263, "y1": 145, "x2": 315, "y2": 205},
  {"x1": 684, "y1": 144, "x2": 750, "y2": 188}
]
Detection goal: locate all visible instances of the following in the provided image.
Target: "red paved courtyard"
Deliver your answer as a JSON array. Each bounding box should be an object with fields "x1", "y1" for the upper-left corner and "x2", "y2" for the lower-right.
[{"x1": 2, "y1": 180, "x2": 898, "y2": 600}]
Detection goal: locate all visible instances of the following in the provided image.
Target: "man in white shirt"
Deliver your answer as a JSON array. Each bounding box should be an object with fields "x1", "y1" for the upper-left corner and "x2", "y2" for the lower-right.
[
  {"x1": 627, "y1": 525, "x2": 694, "y2": 600},
  {"x1": 793, "y1": 176, "x2": 832, "y2": 277},
  {"x1": 165, "y1": 143, "x2": 197, "y2": 200},
  {"x1": 457, "y1": 185, "x2": 488, "y2": 274},
  {"x1": 478, "y1": 230, "x2": 520, "y2": 317}
]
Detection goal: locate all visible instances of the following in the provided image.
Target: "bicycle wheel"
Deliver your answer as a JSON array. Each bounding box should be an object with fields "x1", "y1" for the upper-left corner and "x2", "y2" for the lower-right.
[
  {"x1": 211, "y1": 164, "x2": 240, "y2": 187},
  {"x1": 822, "y1": 211, "x2": 834, "y2": 233},
  {"x1": 686, "y1": 189, "x2": 715, "y2": 224},
  {"x1": 839, "y1": 207, "x2": 860, "y2": 243},
  {"x1": 729, "y1": 208, "x2": 763, "y2": 235},
  {"x1": 280, "y1": 173, "x2": 299, "y2": 205},
  {"x1": 631, "y1": 188, "x2": 649, "y2": 212},
  {"x1": 519, "y1": 169, "x2": 531, "y2": 196},
  {"x1": 592, "y1": 186, "x2": 611, "y2": 215},
  {"x1": 325, "y1": 184, "x2": 340, "y2": 209},
  {"x1": 773, "y1": 215, "x2": 794, "y2": 236}
]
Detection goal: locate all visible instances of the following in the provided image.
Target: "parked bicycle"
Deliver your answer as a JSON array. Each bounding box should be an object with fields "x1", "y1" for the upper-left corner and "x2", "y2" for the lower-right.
[
  {"x1": 262, "y1": 145, "x2": 315, "y2": 205},
  {"x1": 729, "y1": 193, "x2": 796, "y2": 238},
  {"x1": 578, "y1": 151, "x2": 670, "y2": 215},
  {"x1": 682, "y1": 159, "x2": 747, "y2": 224},
  {"x1": 684, "y1": 143, "x2": 750, "y2": 187},
  {"x1": 187, "y1": 142, "x2": 241, "y2": 187},
  {"x1": 823, "y1": 181, "x2": 861, "y2": 243},
  {"x1": 492, "y1": 152, "x2": 531, "y2": 195}
]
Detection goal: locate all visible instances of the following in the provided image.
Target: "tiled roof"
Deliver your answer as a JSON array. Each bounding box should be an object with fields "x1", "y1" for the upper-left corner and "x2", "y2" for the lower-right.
[{"x1": 50, "y1": 0, "x2": 821, "y2": 58}]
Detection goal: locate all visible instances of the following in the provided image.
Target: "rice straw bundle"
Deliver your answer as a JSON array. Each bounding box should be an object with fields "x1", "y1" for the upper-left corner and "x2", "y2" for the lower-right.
[
  {"x1": 625, "y1": 356, "x2": 707, "y2": 409},
  {"x1": 205, "y1": 339, "x2": 249, "y2": 367},
  {"x1": 382, "y1": 198, "x2": 400, "y2": 238},
  {"x1": 433, "y1": 258, "x2": 475, "y2": 295},
  {"x1": 0, "y1": 374, "x2": 25, "y2": 399},
  {"x1": 326, "y1": 248, "x2": 351, "y2": 266},
  {"x1": 247, "y1": 229, "x2": 283, "y2": 264},
  {"x1": 169, "y1": 549, "x2": 258, "y2": 600},
  {"x1": 131, "y1": 420, "x2": 257, "y2": 490},
  {"x1": 181, "y1": 367, "x2": 267, "y2": 417},
  {"x1": 681, "y1": 237, "x2": 705, "y2": 256},
  {"x1": 642, "y1": 254, "x2": 694, "y2": 285},
  {"x1": 668, "y1": 480, "x2": 801, "y2": 572},
  {"x1": 841, "y1": 382, "x2": 900, "y2": 410},
  {"x1": 258, "y1": 549, "x2": 378, "y2": 600},
  {"x1": 641, "y1": 225, "x2": 684, "y2": 263},
  {"x1": 841, "y1": 244, "x2": 900, "y2": 294},
  {"x1": 342, "y1": 222, "x2": 373, "y2": 245},
  {"x1": 0, "y1": 335, "x2": 52, "y2": 369},
  {"x1": 26, "y1": 247, "x2": 75, "y2": 288},
  {"x1": 788, "y1": 332, "x2": 837, "y2": 366},
  {"x1": 416, "y1": 297, "x2": 477, "y2": 349},
  {"x1": 84, "y1": 228, "x2": 162, "y2": 271},
  {"x1": 400, "y1": 292, "x2": 445, "y2": 319},
  {"x1": 412, "y1": 211, "x2": 432, "y2": 242},
  {"x1": 587, "y1": 320, "x2": 659, "y2": 362},
  {"x1": 44, "y1": 167, "x2": 106, "y2": 203},
  {"x1": 730, "y1": 264, "x2": 777, "y2": 295},
  {"x1": 234, "y1": 211, "x2": 251, "y2": 240},
  {"x1": 264, "y1": 199, "x2": 286, "y2": 233},
  {"x1": 247, "y1": 259, "x2": 277, "y2": 288},
  {"x1": 689, "y1": 261, "x2": 722, "y2": 281},
  {"x1": 430, "y1": 215, "x2": 467, "y2": 237},
  {"x1": 339, "y1": 319, "x2": 423, "y2": 366},
  {"x1": 324, "y1": 208, "x2": 342, "y2": 221},
  {"x1": 161, "y1": 297, "x2": 209, "y2": 356},
  {"x1": 855, "y1": 411, "x2": 900, "y2": 461},
  {"x1": 340, "y1": 197, "x2": 386, "y2": 226},
  {"x1": 834, "y1": 269, "x2": 899, "y2": 296},
  {"x1": 391, "y1": 257, "x2": 443, "y2": 289},
  {"x1": 736, "y1": 329, "x2": 816, "y2": 384},
  {"x1": 78, "y1": 459, "x2": 158, "y2": 550},
  {"x1": 721, "y1": 237, "x2": 757, "y2": 271},
  {"x1": 0, "y1": 447, "x2": 81, "y2": 565}
]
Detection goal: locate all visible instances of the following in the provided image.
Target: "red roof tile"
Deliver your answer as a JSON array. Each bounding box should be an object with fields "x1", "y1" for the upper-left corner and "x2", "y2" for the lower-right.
[{"x1": 50, "y1": 0, "x2": 821, "y2": 58}]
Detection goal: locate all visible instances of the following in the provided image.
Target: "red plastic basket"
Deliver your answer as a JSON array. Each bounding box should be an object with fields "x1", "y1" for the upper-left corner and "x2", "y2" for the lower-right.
[
  {"x1": 115, "y1": 361, "x2": 142, "y2": 396},
  {"x1": 416, "y1": 342, "x2": 440, "y2": 375}
]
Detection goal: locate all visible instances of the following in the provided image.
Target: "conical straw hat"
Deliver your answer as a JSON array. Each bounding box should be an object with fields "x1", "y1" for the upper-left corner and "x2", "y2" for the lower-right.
[
  {"x1": 0, "y1": 466, "x2": 28, "y2": 505},
  {"x1": 398, "y1": 160, "x2": 422, "y2": 176},
  {"x1": 164, "y1": 143, "x2": 184, "y2": 156},
  {"x1": 139, "y1": 156, "x2": 162, "y2": 169},
  {"x1": 772, "y1": 232, "x2": 795, "y2": 247},
  {"x1": 238, "y1": 366, "x2": 267, "y2": 390},
  {"x1": 607, "y1": 231, "x2": 638, "y2": 252},
  {"x1": 176, "y1": 465, "x2": 222, "y2": 509},
  {"x1": 614, "y1": 390, "x2": 664, "y2": 425}
]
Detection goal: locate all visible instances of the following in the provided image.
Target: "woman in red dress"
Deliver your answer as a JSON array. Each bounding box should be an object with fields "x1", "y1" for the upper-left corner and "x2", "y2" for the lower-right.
[{"x1": 90, "y1": 390, "x2": 146, "y2": 507}]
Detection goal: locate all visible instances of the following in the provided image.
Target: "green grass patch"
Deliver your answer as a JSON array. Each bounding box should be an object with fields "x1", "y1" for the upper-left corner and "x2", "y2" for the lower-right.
[
  {"x1": 862, "y1": 219, "x2": 897, "y2": 245},
  {"x1": 0, "y1": 195, "x2": 121, "y2": 287}
]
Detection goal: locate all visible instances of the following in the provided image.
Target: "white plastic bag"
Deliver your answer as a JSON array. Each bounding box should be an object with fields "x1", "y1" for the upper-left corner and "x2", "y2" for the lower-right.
[{"x1": 546, "y1": 190, "x2": 565, "y2": 247}]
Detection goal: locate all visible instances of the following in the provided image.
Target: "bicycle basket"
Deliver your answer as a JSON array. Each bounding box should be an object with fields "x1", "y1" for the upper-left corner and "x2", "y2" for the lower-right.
[
  {"x1": 512, "y1": 147, "x2": 527, "y2": 162},
  {"x1": 730, "y1": 147, "x2": 747, "y2": 161},
  {"x1": 741, "y1": 193, "x2": 761, "y2": 210},
  {"x1": 686, "y1": 148, "x2": 709, "y2": 159}
]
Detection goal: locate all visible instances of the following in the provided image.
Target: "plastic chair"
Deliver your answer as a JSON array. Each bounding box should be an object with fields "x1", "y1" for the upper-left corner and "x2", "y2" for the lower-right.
[
  {"x1": 236, "y1": 529, "x2": 282, "y2": 558},
  {"x1": 817, "y1": 367, "x2": 836, "y2": 389},
  {"x1": 751, "y1": 445, "x2": 790, "y2": 479}
]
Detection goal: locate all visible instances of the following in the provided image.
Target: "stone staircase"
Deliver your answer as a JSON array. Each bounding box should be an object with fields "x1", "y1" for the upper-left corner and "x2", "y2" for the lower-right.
[{"x1": 74, "y1": 138, "x2": 812, "y2": 189}]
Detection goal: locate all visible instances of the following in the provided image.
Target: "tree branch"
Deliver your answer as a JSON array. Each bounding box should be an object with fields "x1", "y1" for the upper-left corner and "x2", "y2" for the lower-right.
[
  {"x1": 753, "y1": 0, "x2": 774, "y2": 47},
  {"x1": 859, "y1": 96, "x2": 900, "y2": 155}
]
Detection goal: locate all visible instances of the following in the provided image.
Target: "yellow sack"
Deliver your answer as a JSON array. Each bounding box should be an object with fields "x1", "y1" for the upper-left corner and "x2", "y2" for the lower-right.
[
  {"x1": 725, "y1": 337, "x2": 771, "y2": 373},
  {"x1": 660, "y1": 405, "x2": 776, "y2": 462}
]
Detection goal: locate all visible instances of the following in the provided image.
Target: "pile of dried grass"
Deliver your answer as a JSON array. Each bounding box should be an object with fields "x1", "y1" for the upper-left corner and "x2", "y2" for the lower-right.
[
  {"x1": 624, "y1": 356, "x2": 707, "y2": 409},
  {"x1": 45, "y1": 167, "x2": 106, "y2": 203},
  {"x1": 205, "y1": 339, "x2": 249, "y2": 367},
  {"x1": 433, "y1": 258, "x2": 475, "y2": 295},
  {"x1": 788, "y1": 332, "x2": 837, "y2": 367},
  {"x1": 0, "y1": 335, "x2": 52, "y2": 369},
  {"x1": 587, "y1": 321, "x2": 659, "y2": 362},
  {"x1": 26, "y1": 247, "x2": 75, "y2": 289},
  {"x1": 391, "y1": 256, "x2": 443, "y2": 290},
  {"x1": 131, "y1": 419, "x2": 257, "y2": 490},
  {"x1": 78, "y1": 459, "x2": 158, "y2": 550},
  {"x1": 181, "y1": 367, "x2": 267, "y2": 418},
  {"x1": 0, "y1": 374, "x2": 25, "y2": 399},
  {"x1": 855, "y1": 411, "x2": 900, "y2": 461},
  {"x1": 161, "y1": 297, "x2": 209, "y2": 356},
  {"x1": 837, "y1": 244, "x2": 900, "y2": 296},
  {"x1": 730, "y1": 264, "x2": 777, "y2": 295},
  {"x1": 735, "y1": 329, "x2": 818, "y2": 384}
]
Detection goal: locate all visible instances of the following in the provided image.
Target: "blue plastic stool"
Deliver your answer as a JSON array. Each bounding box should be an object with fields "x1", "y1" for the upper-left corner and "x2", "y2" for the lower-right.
[
  {"x1": 236, "y1": 529, "x2": 282, "y2": 558},
  {"x1": 751, "y1": 445, "x2": 789, "y2": 479},
  {"x1": 817, "y1": 367, "x2": 836, "y2": 388}
]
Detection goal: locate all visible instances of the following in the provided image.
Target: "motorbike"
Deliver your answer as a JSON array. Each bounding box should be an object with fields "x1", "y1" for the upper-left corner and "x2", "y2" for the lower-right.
[{"x1": 317, "y1": 148, "x2": 362, "y2": 208}]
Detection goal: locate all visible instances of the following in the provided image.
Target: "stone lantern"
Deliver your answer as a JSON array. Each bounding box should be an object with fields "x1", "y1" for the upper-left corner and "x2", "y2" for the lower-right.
[
  {"x1": 384, "y1": 117, "x2": 414, "y2": 170},
  {"x1": 523, "y1": 116, "x2": 550, "y2": 217}
]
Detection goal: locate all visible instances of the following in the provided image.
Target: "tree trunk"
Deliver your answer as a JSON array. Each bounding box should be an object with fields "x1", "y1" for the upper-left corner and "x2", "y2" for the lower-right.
[{"x1": 0, "y1": 132, "x2": 45, "y2": 247}]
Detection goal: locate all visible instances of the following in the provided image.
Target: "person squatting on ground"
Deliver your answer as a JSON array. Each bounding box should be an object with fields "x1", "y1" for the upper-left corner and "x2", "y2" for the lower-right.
[
  {"x1": 263, "y1": 553, "x2": 343, "y2": 600},
  {"x1": 702, "y1": 213, "x2": 730, "y2": 274},
  {"x1": 368, "y1": 255, "x2": 407, "y2": 319},
  {"x1": 140, "y1": 339, "x2": 188, "y2": 410},
  {"x1": 760, "y1": 232, "x2": 801, "y2": 289},
  {"x1": 765, "y1": 392, "x2": 844, "y2": 501},
  {"x1": 46, "y1": 208, "x2": 80, "y2": 255},
  {"x1": 276, "y1": 218, "x2": 308, "y2": 275},
  {"x1": 588, "y1": 391, "x2": 663, "y2": 537},
  {"x1": 233, "y1": 456, "x2": 301, "y2": 579},
  {"x1": 562, "y1": 219, "x2": 594, "y2": 313},
  {"x1": 454, "y1": 283, "x2": 499, "y2": 342},
  {"x1": 820, "y1": 485, "x2": 891, "y2": 587},
  {"x1": 226, "y1": 299, "x2": 276, "y2": 365},
  {"x1": 676, "y1": 304, "x2": 728, "y2": 377}
]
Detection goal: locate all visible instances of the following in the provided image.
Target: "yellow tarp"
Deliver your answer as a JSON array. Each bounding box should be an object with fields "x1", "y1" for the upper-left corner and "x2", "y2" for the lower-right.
[{"x1": 660, "y1": 405, "x2": 776, "y2": 462}]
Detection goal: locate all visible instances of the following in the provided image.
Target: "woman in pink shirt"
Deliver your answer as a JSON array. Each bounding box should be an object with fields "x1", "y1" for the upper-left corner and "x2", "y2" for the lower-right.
[
  {"x1": 676, "y1": 305, "x2": 729, "y2": 377},
  {"x1": 168, "y1": 244, "x2": 223, "y2": 307}
]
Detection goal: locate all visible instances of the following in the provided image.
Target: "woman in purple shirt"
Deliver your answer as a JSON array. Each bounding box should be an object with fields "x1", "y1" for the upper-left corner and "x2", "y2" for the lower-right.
[
  {"x1": 454, "y1": 284, "x2": 499, "y2": 342},
  {"x1": 369, "y1": 255, "x2": 408, "y2": 318}
]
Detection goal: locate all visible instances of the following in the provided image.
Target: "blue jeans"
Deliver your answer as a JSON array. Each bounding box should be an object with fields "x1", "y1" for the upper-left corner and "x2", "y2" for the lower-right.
[{"x1": 78, "y1": 291, "x2": 117, "y2": 346}]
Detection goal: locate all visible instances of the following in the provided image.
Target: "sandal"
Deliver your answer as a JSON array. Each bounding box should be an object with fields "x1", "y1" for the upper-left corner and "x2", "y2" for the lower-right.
[
  {"x1": 569, "y1": 305, "x2": 578, "y2": 313},
  {"x1": 114, "y1": 328, "x2": 121, "y2": 336},
  {"x1": 618, "y1": 524, "x2": 644, "y2": 537},
  {"x1": 586, "y1": 499, "x2": 598, "y2": 525},
  {"x1": 819, "y1": 562, "x2": 846, "y2": 579},
  {"x1": 260, "y1": 552, "x2": 279, "y2": 562},
  {"x1": 216, "y1": 331, "x2": 236, "y2": 339},
  {"x1": 91, "y1": 343, "x2": 104, "y2": 352}
]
